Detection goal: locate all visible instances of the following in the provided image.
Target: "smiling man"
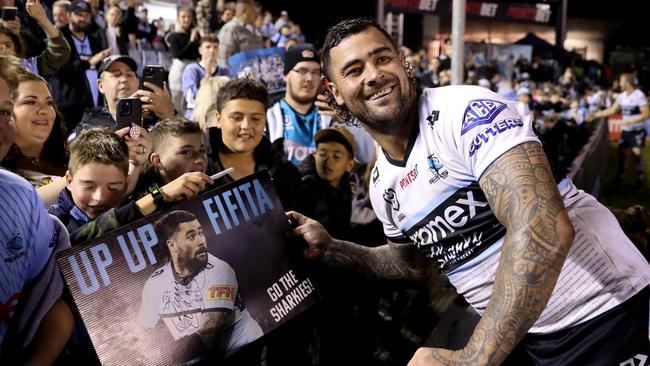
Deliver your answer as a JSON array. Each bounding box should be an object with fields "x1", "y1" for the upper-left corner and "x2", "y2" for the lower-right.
[{"x1": 288, "y1": 18, "x2": 650, "y2": 365}]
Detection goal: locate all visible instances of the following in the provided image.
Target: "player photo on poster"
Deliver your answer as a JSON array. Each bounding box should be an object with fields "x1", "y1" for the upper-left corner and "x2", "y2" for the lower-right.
[{"x1": 56, "y1": 171, "x2": 318, "y2": 365}]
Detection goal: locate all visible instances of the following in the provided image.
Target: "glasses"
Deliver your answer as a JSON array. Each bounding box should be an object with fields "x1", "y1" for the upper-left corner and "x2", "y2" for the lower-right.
[{"x1": 291, "y1": 68, "x2": 321, "y2": 78}]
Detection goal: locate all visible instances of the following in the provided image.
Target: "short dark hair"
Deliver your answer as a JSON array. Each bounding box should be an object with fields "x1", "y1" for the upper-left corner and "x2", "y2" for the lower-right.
[
  {"x1": 321, "y1": 18, "x2": 397, "y2": 80},
  {"x1": 216, "y1": 78, "x2": 268, "y2": 112},
  {"x1": 68, "y1": 128, "x2": 129, "y2": 175},
  {"x1": 150, "y1": 117, "x2": 203, "y2": 153},
  {"x1": 154, "y1": 210, "x2": 198, "y2": 260},
  {"x1": 199, "y1": 34, "x2": 219, "y2": 46}
]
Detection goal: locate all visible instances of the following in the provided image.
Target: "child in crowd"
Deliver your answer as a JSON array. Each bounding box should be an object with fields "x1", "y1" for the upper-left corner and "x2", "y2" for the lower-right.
[
  {"x1": 297, "y1": 126, "x2": 355, "y2": 238},
  {"x1": 49, "y1": 126, "x2": 213, "y2": 241},
  {"x1": 208, "y1": 78, "x2": 301, "y2": 210}
]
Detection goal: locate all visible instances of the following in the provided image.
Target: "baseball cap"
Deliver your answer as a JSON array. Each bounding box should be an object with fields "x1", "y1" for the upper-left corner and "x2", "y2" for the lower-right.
[
  {"x1": 70, "y1": 0, "x2": 92, "y2": 13},
  {"x1": 280, "y1": 10, "x2": 288, "y2": 16},
  {"x1": 517, "y1": 86, "x2": 531, "y2": 96},
  {"x1": 137, "y1": 5, "x2": 148, "y2": 13},
  {"x1": 284, "y1": 44, "x2": 320, "y2": 75},
  {"x1": 97, "y1": 55, "x2": 138, "y2": 77},
  {"x1": 315, "y1": 126, "x2": 356, "y2": 157}
]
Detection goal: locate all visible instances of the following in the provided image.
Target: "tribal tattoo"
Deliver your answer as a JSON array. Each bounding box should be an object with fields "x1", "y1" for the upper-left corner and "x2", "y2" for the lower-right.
[{"x1": 431, "y1": 141, "x2": 574, "y2": 365}]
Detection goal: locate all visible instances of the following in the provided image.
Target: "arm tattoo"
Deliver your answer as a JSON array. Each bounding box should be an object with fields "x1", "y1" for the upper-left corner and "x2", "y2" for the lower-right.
[
  {"x1": 197, "y1": 310, "x2": 234, "y2": 348},
  {"x1": 432, "y1": 141, "x2": 574, "y2": 365},
  {"x1": 323, "y1": 240, "x2": 434, "y2": 282}
]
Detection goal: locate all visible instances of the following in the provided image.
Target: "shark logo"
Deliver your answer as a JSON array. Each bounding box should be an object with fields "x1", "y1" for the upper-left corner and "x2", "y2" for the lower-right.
[
  {"x1": 383, "y1": 188, "x2": 400, "y2": 211},
  {"x1": 427, "y1": 154, "x2": 449, "y2": 184}
]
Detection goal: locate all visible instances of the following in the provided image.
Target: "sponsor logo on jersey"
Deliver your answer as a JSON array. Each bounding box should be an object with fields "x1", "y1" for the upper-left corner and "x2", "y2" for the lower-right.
[
  {"x1": 468, "y1": 118, "x2": 523, "y2": 157},
  {"x1": 383, "y1": 188, "x2": 400, "y2": 211},
  {"x1": 283, "y1": 115, "x2": 293, "y2": 130},
  {"x1": 427, "y1": 154, "x2": 449, "y2": 184},
  {"x1": 426, "y1": 109, "x2": 440, "y2": 128},
  {"x1": 399, "y1": 164, "x2": 418, "y2": 189},
  {"x1": 461, "y1": 99, "x2": 508, "y2": 135},
  {"x1": 4, "y1": 233, "x2": 25, "y2": 263},
  {"x1": 206, "y1": 285, "x2": 235, "y2": 301},
  {"x1": 404, "y1": 184, "x2": 505, "y2": 270}
]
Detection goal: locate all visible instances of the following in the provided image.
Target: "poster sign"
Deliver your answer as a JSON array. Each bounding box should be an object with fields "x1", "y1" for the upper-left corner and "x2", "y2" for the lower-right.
[
  {"x1": 57, "y1": 171, "x2": 318, "y2": 365},
  {"x1": 228, "y1": 47, "x2": 286, "y2": 94}
]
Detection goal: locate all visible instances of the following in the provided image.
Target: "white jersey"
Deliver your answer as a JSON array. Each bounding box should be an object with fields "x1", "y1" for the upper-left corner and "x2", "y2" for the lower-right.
[
  {"x1": 616, "y1": 89, "x2": 648, "y2": 131},
  {"x1": 370, "y1": 86, "x2": 650, "y2": 333},
  {"x1": 138, "y1": 254, "x2": 263, "y2": 355}
]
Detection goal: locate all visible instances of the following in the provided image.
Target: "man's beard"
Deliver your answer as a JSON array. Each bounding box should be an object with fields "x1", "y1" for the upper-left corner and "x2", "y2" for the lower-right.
[
  {"x1": 354, "y1": 82, "x2": 416, "y2": 135},
  {"x1": 288, "y1": 84, "x2": 317, "y2": 106},
  {"x1": 70, "y1": 20, "x2": 89, "y2": 33}
]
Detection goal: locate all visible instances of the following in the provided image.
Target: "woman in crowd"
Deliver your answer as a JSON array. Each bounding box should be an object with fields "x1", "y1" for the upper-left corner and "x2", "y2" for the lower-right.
[
  {"x1": 0, "y1": 0, "x2": 70, "y2": 76},
  {"x1": 1, "y1": 69, "x2": 67, "y2": 187},
  {"x1": 165, "y1": 7, "x2": 200, "y2": 116},
  {"x1": 95, "y1": 5, "x2": 132, "y2": 56}
]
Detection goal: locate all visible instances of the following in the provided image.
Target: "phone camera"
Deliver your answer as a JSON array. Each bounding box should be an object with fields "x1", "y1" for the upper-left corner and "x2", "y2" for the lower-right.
[{"x1": 118, "y1": 101, "x2": 131, "y2": 116}]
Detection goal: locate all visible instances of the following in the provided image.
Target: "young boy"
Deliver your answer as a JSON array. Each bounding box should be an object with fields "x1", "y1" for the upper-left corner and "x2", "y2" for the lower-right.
[
  {"x1": 208, "y1": 78, "x2": 301, "y2": 211},
  {"x1": 134, "y1": 116, "x2": 213, "y2": 202},
  {"x1": 49, "y1": 127, "x2": 213, "y2": 242},
  {"x1": 297, "y1": 125, "x2": 356, "y2": 238},
  {"x1": 182, "y1": 35, "x2": 230, "y2": 119}
]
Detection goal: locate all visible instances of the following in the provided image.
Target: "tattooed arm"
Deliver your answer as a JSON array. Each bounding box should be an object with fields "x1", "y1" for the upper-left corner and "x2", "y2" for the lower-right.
[
  {"x1": 286, "y1": 211, "x2": 434, "y2": 282},
  {"x1": 408, "y1": 141, "x2": 575, "y2": 366}
]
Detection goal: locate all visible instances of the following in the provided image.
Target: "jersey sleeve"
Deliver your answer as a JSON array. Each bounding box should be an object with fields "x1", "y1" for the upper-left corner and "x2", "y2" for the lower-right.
[
  {"x1": 26, "y1": 186, "x2": 57, "y2": 280},
  {"x1": 137, "y1": 278, "x2": 160, "y2": 329},
  {"x1": 446, "y1": 88, "x2": 540, "y2": 179},
  {"x1": 203, "y1": 259, "x2": 238, "y2": 311}
]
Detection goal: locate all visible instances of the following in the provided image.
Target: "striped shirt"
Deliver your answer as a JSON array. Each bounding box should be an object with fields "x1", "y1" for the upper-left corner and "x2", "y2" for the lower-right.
[{"x1": 0, "y1": 169, "x2": 56, "y2": 343}]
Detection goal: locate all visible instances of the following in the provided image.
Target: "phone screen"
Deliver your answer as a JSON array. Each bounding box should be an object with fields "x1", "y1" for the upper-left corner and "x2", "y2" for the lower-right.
[{"x1": 2, "y1": 7, "x2": 17, "y2": 21}]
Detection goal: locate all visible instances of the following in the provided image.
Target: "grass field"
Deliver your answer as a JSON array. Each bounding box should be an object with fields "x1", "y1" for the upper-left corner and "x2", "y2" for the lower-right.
[{"x1": 598, "y1": 142, "x2": 650, "y2": 210}]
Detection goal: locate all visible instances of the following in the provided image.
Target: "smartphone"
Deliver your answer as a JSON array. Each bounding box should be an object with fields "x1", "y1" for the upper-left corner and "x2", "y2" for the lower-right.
[
  {"x1": 140, "y1": 65, "x2": 166, "y2": 92},
  {"x1": 1, "y1": 6, "x2": 17, "y2": 21},
  {"x1": 116, "y1": 98, "x2": 143, "y2": 131}
]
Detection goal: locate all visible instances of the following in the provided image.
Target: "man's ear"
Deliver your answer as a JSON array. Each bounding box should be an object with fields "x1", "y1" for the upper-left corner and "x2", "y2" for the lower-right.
[
  {"x1": 214, "y1": 111, "x2": 223, "y2": 129},
  {"x1": 328, "y1": 80, "x2": 345, "y2": 106},
  {"x1": 97, "y1": 77, "x2": 104, "y2": 95}
]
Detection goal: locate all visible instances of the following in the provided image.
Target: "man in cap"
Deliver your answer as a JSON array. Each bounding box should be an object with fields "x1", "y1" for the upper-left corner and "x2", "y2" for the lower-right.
[
  {"x1": 49, "y1": 0, "x2": 110, "y2": 130},
  {"x1": 70, "y1": 55, "x2": 176, "y2": 139},
  {"x1": 265, "y1": 45, "x2": 329, "y2": 165}
]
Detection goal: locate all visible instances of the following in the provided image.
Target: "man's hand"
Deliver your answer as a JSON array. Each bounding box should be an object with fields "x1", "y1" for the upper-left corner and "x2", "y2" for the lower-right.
[
  {"x1": 133, "y1": 82, "x2": 176, "y2": 119},
  {"x1": 315, "y1": 94, "x2": 341, "y2": 120},
  {"x1": 286, "y1": 211, "x2": 334, "y2": 260},
  {"x1": 408, "y1": 348, "x2": 458, "y2": 366},
  {"x1": 190, "y1": 27, "x2": 200, "y2": 42},
  {"x1": 161, "y1": 172, "x2": 213, "y2": 202},
  {"x1": 88, "y1": 48, "x2": 112, "y2": 66}
]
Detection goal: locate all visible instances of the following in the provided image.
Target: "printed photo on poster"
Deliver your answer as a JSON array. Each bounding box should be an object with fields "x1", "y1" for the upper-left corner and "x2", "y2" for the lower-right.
[
  {"x1": 57, "y1": 171, "x2": 318, "y2": 365},
  {"x1": 228, "y1": 47, "x2": 286, "y2": 94}
]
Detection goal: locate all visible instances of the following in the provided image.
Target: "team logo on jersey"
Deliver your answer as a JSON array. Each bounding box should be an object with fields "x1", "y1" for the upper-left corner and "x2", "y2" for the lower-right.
[
  {"x1": 383, "y1": 188, "x2": 400, "y2": 211},
  {"x1": 461, "y1": 99, "x2": 507, "y2": 135},
  {"x1": 620, "y1": 354, "x2": 648, "y2": 366},
  {"x1": 206, "y1": 285, "x2": 235, "y2": 301},
  {"x1": 283, "y1": 115, "x2": 294, "y2": 131},
  {"x1": 427, "y1": 154, "x2": 449, "y2": 184},
  {"x1": 372, "y1": 166, "x2": 380, "y2": 184},
  {"x1": 468, "y1": 118, "x2": 523, "y2": 157},
  {"x1": 399, "y1": 164, "x2": 418, "y2": 189},
  {"x1": 426, "y1": 109, "x2": 440, "y2": 128},
  {"x1": 4, "y1": 233, "x2": 25, "y2": 263}
]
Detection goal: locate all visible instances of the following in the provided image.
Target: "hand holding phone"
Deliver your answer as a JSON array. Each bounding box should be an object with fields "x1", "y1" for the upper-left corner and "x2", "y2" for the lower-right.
[
  {"x1": 116, "y1": 98, "x2": 143, "y2": 138},
  {"x1": 1, "y1": 6, "x2": 17, "y2": 21},
  {"x1": 140, "y1": 65, "x2": 165, "y2": 92}
]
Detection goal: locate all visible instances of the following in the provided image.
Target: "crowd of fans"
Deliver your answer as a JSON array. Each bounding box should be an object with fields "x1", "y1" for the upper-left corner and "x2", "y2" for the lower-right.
[{"x1": 1, "y1": 0, "x2": 649, "y2": 364}]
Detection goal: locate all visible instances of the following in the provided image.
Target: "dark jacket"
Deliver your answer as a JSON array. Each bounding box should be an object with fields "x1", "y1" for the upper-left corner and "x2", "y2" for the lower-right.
[
  {"x1": 68, "y1": 106, "x2": 160, "y2": 141},
  {"x1": 207, "y1": 128, "x2": 302, "y2": 211},
  {"x1": 166, "y1": 31, "x2": 199, "y2": 60},
  {"x1": 48, "y1": 188, "x2": 143, "y2": 245},
  {"x1": 297, "y1": 155, "x2": 352, "y2": 240},
  {"x1": 49, "y1": 27, "x2": 104, "y2": 131},
  {"x1": 94, "y1": 6, "x2": 138, "y2": 55}
]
